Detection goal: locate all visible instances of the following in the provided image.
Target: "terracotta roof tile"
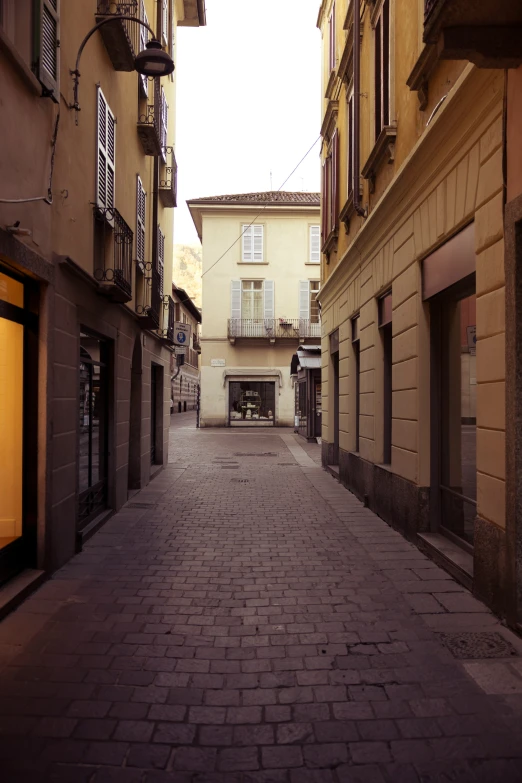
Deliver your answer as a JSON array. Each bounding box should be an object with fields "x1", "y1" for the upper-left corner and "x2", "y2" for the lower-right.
[{"x1": 189, "y1": 191, "x2": 320, "y2": 206}]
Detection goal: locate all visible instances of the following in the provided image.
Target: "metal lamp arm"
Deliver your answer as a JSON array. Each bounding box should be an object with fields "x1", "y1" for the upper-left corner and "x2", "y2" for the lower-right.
[{"x1": 71, "y1": 15, "x2": 156, "y2": 113}]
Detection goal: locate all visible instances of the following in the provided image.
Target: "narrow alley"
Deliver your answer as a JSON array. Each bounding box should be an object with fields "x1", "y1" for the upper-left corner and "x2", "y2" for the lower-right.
[{"x1": 1, "y1": 415, "x2": 522, "y2": 782}]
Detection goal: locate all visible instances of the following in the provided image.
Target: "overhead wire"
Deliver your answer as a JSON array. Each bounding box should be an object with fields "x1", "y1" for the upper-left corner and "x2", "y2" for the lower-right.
[{"x1": 200, "y1": 135, "x2": 322, "y2": 278}]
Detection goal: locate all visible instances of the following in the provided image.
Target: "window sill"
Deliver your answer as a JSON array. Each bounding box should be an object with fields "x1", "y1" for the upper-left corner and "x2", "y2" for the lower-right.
[
  {"x1": 305, "y1": 262, "x2": 321, "y2": 266},
  {"x1": 0, "y1": 27, "x2": 42, "y2": 96},
  {"x1": 361, "y1": 124, "x2": 397, "y2": 194},
  {"x1": 237, "y1": 262, "x2": 269, "y2": 265}
]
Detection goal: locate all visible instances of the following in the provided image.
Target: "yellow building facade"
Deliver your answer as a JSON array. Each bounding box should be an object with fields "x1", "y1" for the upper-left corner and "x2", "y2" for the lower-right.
[
  {"x1": 318, "y1": 0, "x2": 518, "y2": 621},
  {"x1": 188, "y1": 193, "x2": 321, "y2": 429},
  {"x1": 0, "y1": 0, "x2": 205, "y2": 596}
]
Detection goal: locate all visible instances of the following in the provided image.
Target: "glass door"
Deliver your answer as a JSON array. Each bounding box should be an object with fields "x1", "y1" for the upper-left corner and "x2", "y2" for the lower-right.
[
  {"x1": 79, "y1": 332, "x2": 109, "y2": 529},
  {"x1": 0, "y1": 266, "x2": 38, "y2": 584}
]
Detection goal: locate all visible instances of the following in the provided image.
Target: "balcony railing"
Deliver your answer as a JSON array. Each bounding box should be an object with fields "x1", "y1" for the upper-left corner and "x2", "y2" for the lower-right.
[
  {"x1": 93, "y1": 207, "x2": 133, "y2": 303},
  {"x1": 228, "y1": 319, "x2": 321, "y2": 341},
  {"x1": 160, "y1": 295, "x2": 175, "y2": 343},
  {"x1": 137, "y1": 79, "x2": 162, "y2": 156},
  {"x1": 137, "y1": 263, "x2": 162, "y2": 329},
  {"x1": 95, "y1": 1, "x2": 140, "y2": 71},
  {"x1": 159, "y1": 147, "x2": 177, "y2": 208}
]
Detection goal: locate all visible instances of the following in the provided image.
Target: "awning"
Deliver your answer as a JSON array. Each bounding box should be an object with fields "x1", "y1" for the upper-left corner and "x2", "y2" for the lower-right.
[
  {"x1": 297, "y1": 355, "x2": 321, "y2": 369},
  {"x1": 290, "y1": 345, "x2": 322, "y2": 372}
]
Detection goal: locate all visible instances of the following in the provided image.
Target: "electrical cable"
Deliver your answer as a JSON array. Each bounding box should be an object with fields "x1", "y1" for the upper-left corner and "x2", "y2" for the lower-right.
[
  {"x1": 201, "y1": 135, "x2": 321, "y2": 278},
  {"x1": 0, "y1": 110, "x2": 60, "y2": 205}
]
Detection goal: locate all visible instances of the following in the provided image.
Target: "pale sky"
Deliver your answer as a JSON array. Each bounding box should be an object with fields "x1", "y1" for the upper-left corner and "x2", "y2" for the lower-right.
[{"x1": 174, "y1": 0, "x2": 322, "y2": 245}]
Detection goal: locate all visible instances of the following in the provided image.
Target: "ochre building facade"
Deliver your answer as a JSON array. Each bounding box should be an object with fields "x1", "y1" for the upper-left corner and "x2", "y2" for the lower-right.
[{"x1": 318, "y1": 0, "x2": 522, "y2": 624}]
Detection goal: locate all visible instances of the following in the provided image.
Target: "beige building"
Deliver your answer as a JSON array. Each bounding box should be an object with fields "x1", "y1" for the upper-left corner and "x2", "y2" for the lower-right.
[
  {"x1": 170, "y1": 282, "x2": 201, "y2": 413},
  {"x1": 317, "y1": 0, "x2": 522, "y2": 622},
  {"x1": 187, "y1": 192, "x2": 321, "y2": 428},
  {"x1": 0, "y1": 1, "x2": 205, "y2": 598}
]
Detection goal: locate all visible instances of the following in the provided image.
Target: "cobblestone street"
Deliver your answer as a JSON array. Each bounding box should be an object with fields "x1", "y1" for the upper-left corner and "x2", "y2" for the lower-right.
[{"x1": 1, "y1": 415, "x2": 522, "y2": 782}]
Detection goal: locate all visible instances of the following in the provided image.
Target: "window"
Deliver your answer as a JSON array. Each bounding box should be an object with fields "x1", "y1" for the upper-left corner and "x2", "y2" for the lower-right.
[
  {"x1": 174, "y1": 302, "x2": 180, "y2": 321},
  {"x1": 374, "y1": 0, "x2": 390, "y2": 141},
  {"x1": 299, "y1": 280, "x2": 320, "y2": 323},
  {"x1": 139, "y1": 0, "x2": 150, "y2": 97},
  {"x1": 96, "y1": 87, "x2": 116, "y2": 210},
  {"x1": 160, "y1": 87, "x2": 168, "y2": 162},
  {"x1": 347, "y1": 89, "x2": 354, "y2": 199},
  {"x1": 158, "y1": 226, "x2": 165, "y2": 296},
  {"x1": 310, "y1": 225, "x2": 320, "y2": 264},
  {"x1": 34, "y1": 0, "x2": 60, "y2": 99},
  {"x1": 229, "y1": 381, "x2": 275, "y2": 426},
  {"x1": 242, "y1": 280, "x2": 264, "y2": 319},
  {"x1": 321, "y1": 129, "x2": 339, "y2": 245},
  {"x1": 310, "y1": 281, "x2": 321, "y2": 324},
  {"x1": 230, "y1": 280, "x2": 274, "y2": 322},
  {"x1": 378, "y1": 292, "x2": 392, "y2": 464},
  {"x1": 136, "y1": 176, "x2": 146, "y2": 265},
  {"x1": 352, "y1": 315, "x2": 360, "y2": 452},
  {"x1": 242, "y1": 225, "x2": 264, "y2": 263},
  {"x1": 328, "y1": 2, "x2": 336, "y2": 73}
]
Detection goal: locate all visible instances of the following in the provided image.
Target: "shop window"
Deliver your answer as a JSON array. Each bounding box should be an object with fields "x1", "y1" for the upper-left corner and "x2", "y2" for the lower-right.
[
  {"x1": 379, "y1": 292, "x2": 392, "y2": 464},
  {"x1": 352, "y1": 315, "x2": 360, "y2": 451},
  {"x1": 229, "y1": 381, "x2": 275, "y2": 426},
  {"x1": 79, "y1": 332, "x2": 109, "y2": 528}
]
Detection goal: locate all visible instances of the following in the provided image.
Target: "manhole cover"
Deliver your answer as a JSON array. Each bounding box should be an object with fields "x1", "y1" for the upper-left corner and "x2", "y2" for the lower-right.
[
  {"x1": 127, "y1": 502, "x2": 156, "y2": 508},
  {"x1": 440, "y1": 632, "x2": 518, "y2": 660},
  {"x1": 234, "y1": 452, "x2": 278, "y2": 457}
]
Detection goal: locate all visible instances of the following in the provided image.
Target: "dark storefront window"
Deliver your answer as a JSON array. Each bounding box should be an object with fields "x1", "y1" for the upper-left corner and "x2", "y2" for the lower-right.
[
  {"x1": 79, "y1": 332, "x2": 109, "y2": 528},
  {"x1": 229, "y1": 381, "x2": 275, "y2": 426},
  {"x1": 379, "y1": 293, "x2": 392, "y2": 464},
  {"x1": 352, "y1": 316, "x2": 360, "y2": 452}
]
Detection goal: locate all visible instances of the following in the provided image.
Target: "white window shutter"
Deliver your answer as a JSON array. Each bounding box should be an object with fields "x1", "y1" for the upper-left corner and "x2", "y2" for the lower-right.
[
  {"x1": 34, "y1": 0, "x2": 60, "y2": 99},
  {"x1": 96, "y1": 88, "x2": 108, "y2": 209},
  {"x1": 231, "y1": 280, "x2": 241, "y2": 320},
  {"x1": 136, "y1": 176, "x2": 146, "y2": 265},
  {"x1": 162, "y1": 0, "x2": 169, "y2": 46},
  {"x1": 299, "y1": 281, "x2": 310, "y2": 320},
  {"x1": 310, "y1": 226, "x2": 320, "y2": 263},
  {"x1": 264, "y1": 280, "x2": 274, "y2": 319},
  {"x1": 107, "y1": 105, "x2": 116, "y2": 210},
  {"x1": 242, "y1": 225, "x2": 252, "y2": 262},
  {"x1": 160, "y1": 88, "x2": 168, "y2": 161},
  {"x1": 253, "y1": 225, "x2": 263, "y2": 262},
  {"x1": 139, "y1": 0, "x2": 149, "y2": 97}
]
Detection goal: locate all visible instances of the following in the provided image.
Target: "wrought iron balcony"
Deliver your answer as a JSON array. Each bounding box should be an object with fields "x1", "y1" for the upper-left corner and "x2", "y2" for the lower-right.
[
  {"x1": 159, "y1": 147, "x2": 177, "y2": 208},
  {"x1": 228, "y1": 319, "x2": 321, "y2": 343},
  {"x1": 137, "y1": 79, "x2": 162, "y2": 156},
  {"x1": 137, "y1": 262, "x2": 162, "y2": 329},
  {"x1": 93, "y1": 207, "x2": 133, "y2": 303},
  {"x1": 95, "y1": 1, "x2": 140, "y2": 71},
  {"x1": 423, "y1": 0, "x2": 522, "y2": 67},
  {"x1": 159, "y1": 295, "x2": 175, "y2": 343}
]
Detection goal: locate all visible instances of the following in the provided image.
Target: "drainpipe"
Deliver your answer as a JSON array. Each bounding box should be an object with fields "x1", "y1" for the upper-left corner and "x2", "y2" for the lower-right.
[
  {"x1": 353, "y1": 0, "x2": 367, "y2": 218},
  {"x1": 152, "y1": 0, "x2": 162, "y2": 279}
]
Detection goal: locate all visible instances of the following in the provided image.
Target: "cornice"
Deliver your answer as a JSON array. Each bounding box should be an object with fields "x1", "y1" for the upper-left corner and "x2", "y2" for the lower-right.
[
  {"x1": 318, "y1": 64, "x2": 501, "y2": 307},
  {"x1": 320, "y1": 100, "x2": 339, "y2": 142},
  {"x1": 361, "y1": 124, "x2": 398, "y2": 193},
  {"x1": 407, "y1": 44, "x2": 439, "y2": 111}
]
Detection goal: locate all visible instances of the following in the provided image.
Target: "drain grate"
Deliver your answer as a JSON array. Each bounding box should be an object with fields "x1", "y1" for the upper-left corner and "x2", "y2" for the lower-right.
[
  {"x1": 127, "y1": 502, "x2": 156, "y2": 508},
  {"x1": 440, "y1": 632, "x2": 518, "y2": 660},
  {"x1": 234, "y1": 452, "x2": 278, "y2": 457},
  {"x1": 231, "y1": 479, "x2": 250, "y2": 483}
]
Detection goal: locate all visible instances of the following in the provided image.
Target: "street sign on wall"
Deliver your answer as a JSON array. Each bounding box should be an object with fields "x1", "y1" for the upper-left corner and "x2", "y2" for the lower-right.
[{"x1": 174, "y1": 322, "x2": 192, "y2": 346}]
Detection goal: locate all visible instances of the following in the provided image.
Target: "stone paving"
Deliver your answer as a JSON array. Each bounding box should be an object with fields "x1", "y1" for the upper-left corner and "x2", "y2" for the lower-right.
[{"x1": 1, "y1": 414, "x2": 522, "y2": 782}]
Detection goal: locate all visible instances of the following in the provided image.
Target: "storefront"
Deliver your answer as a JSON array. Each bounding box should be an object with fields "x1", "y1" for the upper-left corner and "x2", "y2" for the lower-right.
[
  {"x1": 291, "y1": 345, "x2": 322, "y2": 441},
  {"x1": 229, "y1": 380, "x2": 276, "y2": 426},
  {"x1": 0, "y1": 264, "x2": 38, "y2": 585}
]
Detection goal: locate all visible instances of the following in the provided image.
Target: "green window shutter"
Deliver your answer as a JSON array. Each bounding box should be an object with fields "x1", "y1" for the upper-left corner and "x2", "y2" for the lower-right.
[{"x1": 33, "y1": 0, "x2": 60, "y2": 100}]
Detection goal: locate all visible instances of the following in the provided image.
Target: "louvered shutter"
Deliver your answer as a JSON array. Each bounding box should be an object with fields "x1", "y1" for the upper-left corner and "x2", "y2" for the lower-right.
[
  {"x1": 331, "y1": 129, "x2": 339, "y2": 232},
  {"x1": 299, "y1": 281, "x2": 310, "y2": 320},
  {"x1": 34, "y1": 0, "x2": 60, "y2": 99},
  {"x1": 96, "y1": 88, "x2": 116, "y2": 211},
  {"x1": 264, "y1": 281, "x2": 274, "y2": 319},
  {"x1": 136, "y1": 176, "x2": 146, "y2": 265},
  {"x1": 253, "y1": 225, "x2": 263, "y2": 262},
  {"x1": 242, "y1": 225, "x2": 252, "y2": 262},
  {"x1": 321, "y1": 159, "x2": 329, "y2": 242},
  {"x1": 139, "y1": 0, "x2": 149, "y2": 97},
  {"x1": 310, "y1": 226, "x2": 320, "y2": 263},
  {"x1": 231, "y1": 280, "x2": 241, "y2": 338},
  {"x1": 162, "y1": 0, "x2": 169, "y2": 46},
  {"x1": 160, "y1": 88, "x2": 168, "y2": 161},
  {"x1": 158, "y1": 227, "x2": 165, "y2": 296},
  {"x1": 107, "y1": 105, "x2": 116, "y2": 210}
]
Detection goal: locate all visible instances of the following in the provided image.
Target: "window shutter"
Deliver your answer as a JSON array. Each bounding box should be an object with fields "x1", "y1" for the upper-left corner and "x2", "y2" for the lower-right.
[
  {"x1": 162, "y1": 0, "x2": 169, "y2": 46},
  {"x1": 160, "y1": 88, "x2": 168, "y2": 160},
  {"x1": 242, "y1": 225, "x2": 253, "y2": 262},
  {"x1": 158, "y1": 227, "x2": 165, "y2": 295},
  {"x1": 107, "y1": 104, "x2": 116, "y2": 210},
  {"x1": 331, "y1": 129, "x2": 339, "y2": 232},
  {"x1": 136, "y1": 176, "x2": 146, "y2": 265},
  {"x1": 34, "y1": 0, "x2": 60, "y2": 100},
  {"x1": 231, "y1": 280, "x2": 241, "y2": 320},
  {"x1": 310, "y1": 226, "x2": 320, "y2": 263},
  {"x1": 321, "y1": 161, "x2": 328, "y2": 242},
  {"x1": 299, "y1": 281, "x2": 310, "y2": 320},
  {"x1": 253, "y1": 225, "x2": 263, "y2": 262},
  {"x1": 139, "y1": 0, "x2": 149, "y2": 97},
  {"x1": 264, "y1": 281, "x2": 274, "y2": 319},
  {"x1": 96, "y1": 88, "x2": 116, "y2": 210}
]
